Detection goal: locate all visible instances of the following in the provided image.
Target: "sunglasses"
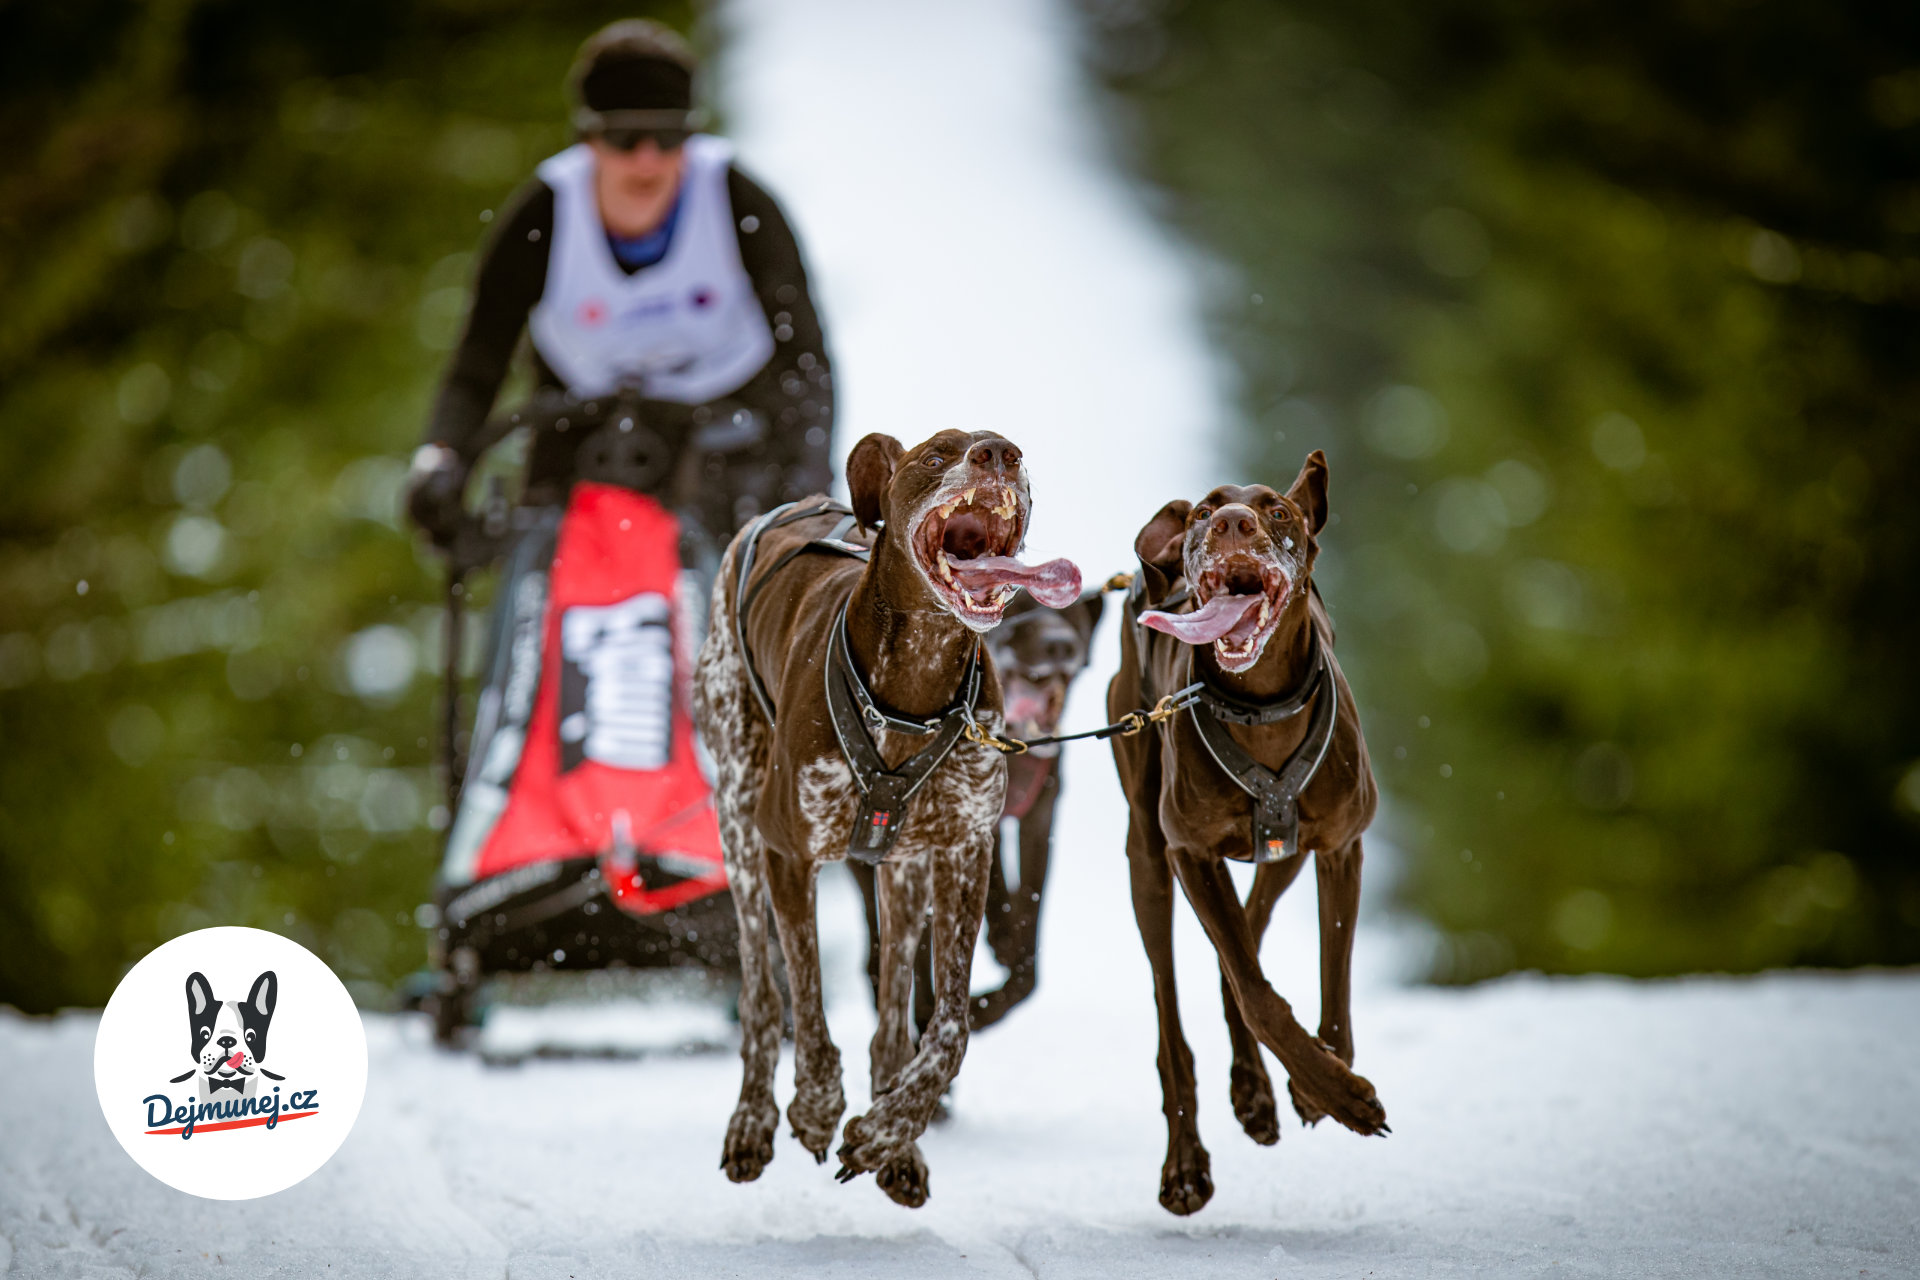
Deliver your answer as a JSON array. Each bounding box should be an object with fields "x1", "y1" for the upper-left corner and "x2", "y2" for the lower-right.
[
  {"x1": 574, "y1": 108, "x2": 700, "y2": 154},
  {"x1": 597, "y1": 126, "x2": 690, "y2": 153}
]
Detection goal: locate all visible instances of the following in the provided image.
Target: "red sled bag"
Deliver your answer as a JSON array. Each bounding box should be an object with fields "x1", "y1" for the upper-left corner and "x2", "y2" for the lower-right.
[{"x1": 437, "y1": 482, "x2": 728, "y2": 934}]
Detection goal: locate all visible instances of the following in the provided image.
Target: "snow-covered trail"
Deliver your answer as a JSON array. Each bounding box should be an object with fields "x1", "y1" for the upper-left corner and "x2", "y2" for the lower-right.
[
  {"x1": 7, "y1": 975, "x2": 1919, "y2": 1277},
  {"x1": 6, "y1": 2, "x2": 1920, "y2": 1277}
]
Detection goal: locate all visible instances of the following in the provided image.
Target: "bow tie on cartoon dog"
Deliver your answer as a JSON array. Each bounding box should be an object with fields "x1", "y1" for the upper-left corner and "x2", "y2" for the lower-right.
[{"x1": 174, "y1": 971, "x2": 282, "y2": 1101}]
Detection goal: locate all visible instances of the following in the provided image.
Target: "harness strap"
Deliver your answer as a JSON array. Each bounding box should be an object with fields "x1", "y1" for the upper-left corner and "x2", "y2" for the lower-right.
[
  {"x1": 824, "y1": 601, "x2": 983, "y2": 865},
  {"x1": 732, "y1": 500, "x2": 867, "y2": 727},
  {"x1": 1187, "y1": 636, "x2": 1338, "y2": 865}
]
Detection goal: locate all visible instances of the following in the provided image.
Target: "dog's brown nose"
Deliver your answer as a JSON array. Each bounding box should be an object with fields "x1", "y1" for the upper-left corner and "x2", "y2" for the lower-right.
[
  {"x1": 969, "y1": 439, "x2": 1021, "y2": 475},
  {"x1": 1208, "y1": 504, "x2": 1259, "y2": 542}
]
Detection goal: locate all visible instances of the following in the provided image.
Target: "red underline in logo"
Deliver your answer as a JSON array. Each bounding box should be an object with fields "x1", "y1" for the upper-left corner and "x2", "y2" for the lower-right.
[{"x1": 145, "y1": 1109, "x2": 319, "y2": 1136}]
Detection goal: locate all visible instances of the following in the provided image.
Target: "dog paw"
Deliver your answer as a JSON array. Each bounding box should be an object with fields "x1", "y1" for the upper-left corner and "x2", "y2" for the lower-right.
[
  {"x1": 786, "y1": 1077, "x2": 846, "y2": 1163},
  {"x1": 834, "y1": 1112, "x2": 881, "y2": 1177},
  {"x1": 1158, "y1": 1142, "x2": 1214, "y2": 1217},
  {"x1": 875, "y1": 1142, "x2": 930, "y2": 1208},
  {"x1": 721, "y1": 1098, "x2": 779, "y2": 1183},
  {"x1": 1287, "y1": 1041, "x2": 1388, "y2": 1137},
  {"x1": 1230, "y1": 1061, "x2": 1281, "y2": 1146},
  {"x1": 1287, "y1": 1076, "x2": 1327, "y2": 1127}
]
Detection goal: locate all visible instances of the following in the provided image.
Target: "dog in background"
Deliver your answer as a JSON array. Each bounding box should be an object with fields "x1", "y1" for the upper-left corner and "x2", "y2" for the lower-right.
[
  {"x1": 175, "y1": 971, "x2": 279, "y2": 1102},
  {"x1": 1110, "y1": 450, "x2": 1387, "y2": 1216},
  {"x1": 853, "y1": 588, "x2": 1104, "y2": 1035}
]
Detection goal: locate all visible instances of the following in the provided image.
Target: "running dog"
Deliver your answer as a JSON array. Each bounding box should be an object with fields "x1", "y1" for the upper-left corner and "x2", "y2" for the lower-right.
[
  {"x1": 179, "y1": 971, "x2": 278, "y2": 1102},
  {"x1": 1110, "y1": 450, "x2": 1388, "y2": 1216},
  {"x1": 852, "y1": 588, "x2": 1105, "y2": 1034},
  {"x1": 694, "y1": 429, "x2": 1079, "y2": 1206}
]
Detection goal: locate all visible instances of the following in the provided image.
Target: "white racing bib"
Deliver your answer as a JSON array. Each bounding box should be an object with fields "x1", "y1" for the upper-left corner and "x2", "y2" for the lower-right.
[{"x1": 529, "y1": 136, "x2": 775, "y2": 403}]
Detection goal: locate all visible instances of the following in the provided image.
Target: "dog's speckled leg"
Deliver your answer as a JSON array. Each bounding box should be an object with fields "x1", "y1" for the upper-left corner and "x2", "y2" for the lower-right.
[
  {"x1": 838, "y1": 829, "x2": 993, "y2": 1206},
  {"x1": 696, "y1": 551, "x2": 781, "y2": 1184},
  {"x1": 869, "y1": 856, "x2": 931, "y2": 1097},
  {"x1": 766, "y1": 846, "x2": 845, "y2": 1162}
]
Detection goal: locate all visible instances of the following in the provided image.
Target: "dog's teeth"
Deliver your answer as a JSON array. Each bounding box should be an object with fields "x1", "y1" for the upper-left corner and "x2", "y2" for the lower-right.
[
  {"x1": 964, "y1": 488, "x2": 976, "y2": 505},
  {"x1": 937, "y1": 552, "x2": 955, "y2": 583}
]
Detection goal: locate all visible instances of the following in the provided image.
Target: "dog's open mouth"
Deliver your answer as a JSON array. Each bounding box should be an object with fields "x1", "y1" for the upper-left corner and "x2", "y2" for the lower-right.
[
  {"x1": 1138, "y1": 553, "x2": 1291, "y2": 672},
  {"x1": 1002, "y1": 673, "x2": 1067, "y2": 740},
  {"x1": 914, "y1": 484, "x2": 1081, "y2": 626}
]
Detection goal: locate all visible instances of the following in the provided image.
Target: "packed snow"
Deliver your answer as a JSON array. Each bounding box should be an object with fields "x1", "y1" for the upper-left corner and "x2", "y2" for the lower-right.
[{"x1": 5, "y1": 0, "x2": 1917, "y2": 1276}]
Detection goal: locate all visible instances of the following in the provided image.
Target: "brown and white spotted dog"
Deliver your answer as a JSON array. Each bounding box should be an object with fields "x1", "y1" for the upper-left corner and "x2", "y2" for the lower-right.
[
  {"x1": 852, "y1": 589, "x2": 1105, "y2": 1035},
  {"x1": 693, "y1": 429, "x2": 1079, "y2": 1207},
  {"x1": 1110, "y1": 450, "x2": 1388, "y2": 1217}
]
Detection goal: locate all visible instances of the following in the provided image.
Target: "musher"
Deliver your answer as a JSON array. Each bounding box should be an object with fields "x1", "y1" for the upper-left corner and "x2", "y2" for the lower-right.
[
  {"x1": 406, "y1": 17, "x2": 833, "y2": 545},
  {"x1": 402, "y1": 21, "x2": 833, "y2": 1035}
]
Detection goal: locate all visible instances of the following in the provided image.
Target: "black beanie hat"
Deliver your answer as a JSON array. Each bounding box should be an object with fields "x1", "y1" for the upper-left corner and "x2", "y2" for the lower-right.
[{"x1": 569, "y1": 19, "x2": 697, "y2": 114}]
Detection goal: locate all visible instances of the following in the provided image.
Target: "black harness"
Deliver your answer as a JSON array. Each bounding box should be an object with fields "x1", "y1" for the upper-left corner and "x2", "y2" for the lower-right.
[
  {"x1": 733, "y1": 500, "x2": 988, "y2": 866},
  {"x1": 1132, "y1": 579, "x2": 1339, "y2": 865}
]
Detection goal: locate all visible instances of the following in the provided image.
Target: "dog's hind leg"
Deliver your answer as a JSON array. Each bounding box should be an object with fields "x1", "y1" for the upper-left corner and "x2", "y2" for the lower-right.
[
  {"x1": 971, "y1": 773, "x2": 1055, "y2": 1030},
  {"x1": 715, "y1": 781, "x2": 782, "y2": 1182},
  {"x1": 1219, "y1": 851, "x2": 1306, "y2": 1146},
  {"x1": 765, "y1": 846, "x2": 846, "y2": 1162},
  {"x1": 839, "y1": 832, "x2": 990, "y2": 1207},
  {"x1": 1171, "y1": 848, "x2": 1387, "y2": 1138},
  {"x1": 696, "y1": 557, "x2": 783, "y2": 1185}
]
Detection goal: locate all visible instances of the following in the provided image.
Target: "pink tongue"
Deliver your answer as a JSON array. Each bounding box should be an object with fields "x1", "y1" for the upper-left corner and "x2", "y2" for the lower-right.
[
  {"x1": 1139, "y1": 593, "x2": 1263, "y2": 645},
  {"x1": 1005, "y1": 687, "x2": 1050, "y2": 726},
  {"x1": 949, "y1": 556, "x2": 1083, "y2": 608},
  {"x1": 225, "y1": 1051, "x2": 245, "y2": 1070}
]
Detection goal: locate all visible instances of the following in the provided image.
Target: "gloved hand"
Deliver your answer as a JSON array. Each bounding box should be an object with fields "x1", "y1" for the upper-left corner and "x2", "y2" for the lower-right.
[{"x1": 405, "y1": 444, "x2": 468, "y2": 545}]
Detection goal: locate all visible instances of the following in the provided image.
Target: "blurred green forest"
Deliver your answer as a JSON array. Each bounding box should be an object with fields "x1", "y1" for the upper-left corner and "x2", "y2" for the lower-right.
[
  {"x1": 1080, "y1": 0, "x2": 1920, "y2": 978},
  {"x1": 5, "y1": 0, "x2": 1916, "y2": 1013},
  {"x1": 0, "y1": 0, "x2": 687, "y2": 1012}
]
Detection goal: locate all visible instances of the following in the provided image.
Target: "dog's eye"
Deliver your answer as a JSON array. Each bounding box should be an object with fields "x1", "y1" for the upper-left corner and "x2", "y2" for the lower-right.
[
  {"x1": 1194, "y1": 507, "x2": 1212, "y2": 521},
  {"x1": 925, "y1": 455, "x2": 945, "y2": 469},
  {"x1": 246, "y1": 1029, "x2": 255, "y2": 1040}
]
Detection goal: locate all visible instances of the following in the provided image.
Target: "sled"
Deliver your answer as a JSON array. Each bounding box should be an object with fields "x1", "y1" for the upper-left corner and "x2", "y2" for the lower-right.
[{"x1": 419, "y1": 392, "x2": 757, "y2": 1045}]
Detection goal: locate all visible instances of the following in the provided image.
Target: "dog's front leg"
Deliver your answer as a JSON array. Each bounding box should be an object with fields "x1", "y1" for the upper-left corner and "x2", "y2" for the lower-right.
[
  {"x1": 838, "y1": 832, "x2": 991, "y2": 1207},
  {"x1": 1218, "y1": 851, "x2": 1307, "y2": 1147},
  {"x1": 1284, "y1": 838, "x2": 1364, "y2": 1126},
  {"x1": 764, "y1": 845, "x2": 845, "y2": 1163},
  {"x1": 1169, "y1": 847, "x2": 1388, "y2": 1137},
  {"x1": 869, "y1": 856, "x2": 931, "y2": 1096},
  {"x1": 1131, "y1": 819, "x2": 1212, "y2": 1214}
]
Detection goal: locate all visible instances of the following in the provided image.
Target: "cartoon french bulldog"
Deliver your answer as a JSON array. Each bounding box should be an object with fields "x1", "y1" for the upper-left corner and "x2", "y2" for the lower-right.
[{"x1": 171, "y1": 971, "x2": 282, "y2": 1102}]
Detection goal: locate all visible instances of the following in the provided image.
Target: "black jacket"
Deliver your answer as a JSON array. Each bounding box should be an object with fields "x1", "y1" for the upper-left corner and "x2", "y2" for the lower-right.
[{"x1": 423, "y1": 162, "x2": 834, "y2": 518}]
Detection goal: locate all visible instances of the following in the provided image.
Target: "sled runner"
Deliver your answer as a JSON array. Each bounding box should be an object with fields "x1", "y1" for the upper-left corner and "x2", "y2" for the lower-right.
[{"x1": 420, "y1": 391, "x2": 758, "y2": 1044}]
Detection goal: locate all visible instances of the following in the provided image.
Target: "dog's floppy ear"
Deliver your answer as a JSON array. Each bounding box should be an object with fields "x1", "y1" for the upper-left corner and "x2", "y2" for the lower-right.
[
  {"x1": 186, "y1": 971, "x2": 216, "y2": 1057},
  {"x1": 1133, "y1": 500, "x2": 1192, "y2": 598},
  {"x1": 847, "y1": 433, "x2": 905, "y2": 532},
  {"x1": 241, "y1": 970, "x2": 277, "y2": 1060},
  {"x1": 1072, "y1": 589, "x2": 1105, "y2": 640},
  {"x1": 1287, "y1": 450, "x2": 1329, "y2": 535}
]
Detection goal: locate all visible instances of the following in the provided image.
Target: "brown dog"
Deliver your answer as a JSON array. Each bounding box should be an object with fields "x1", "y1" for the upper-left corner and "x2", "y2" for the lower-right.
[
  {"x1": 852, "y1": 588, "x2": 1106, "y2": 1035},
  {"x1": 1109, "y1": 450, "x2": 1387, "y2": 1216},
  {"x1": 694, "y1": 429, "x2": 1079, "y2": 1206}
]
